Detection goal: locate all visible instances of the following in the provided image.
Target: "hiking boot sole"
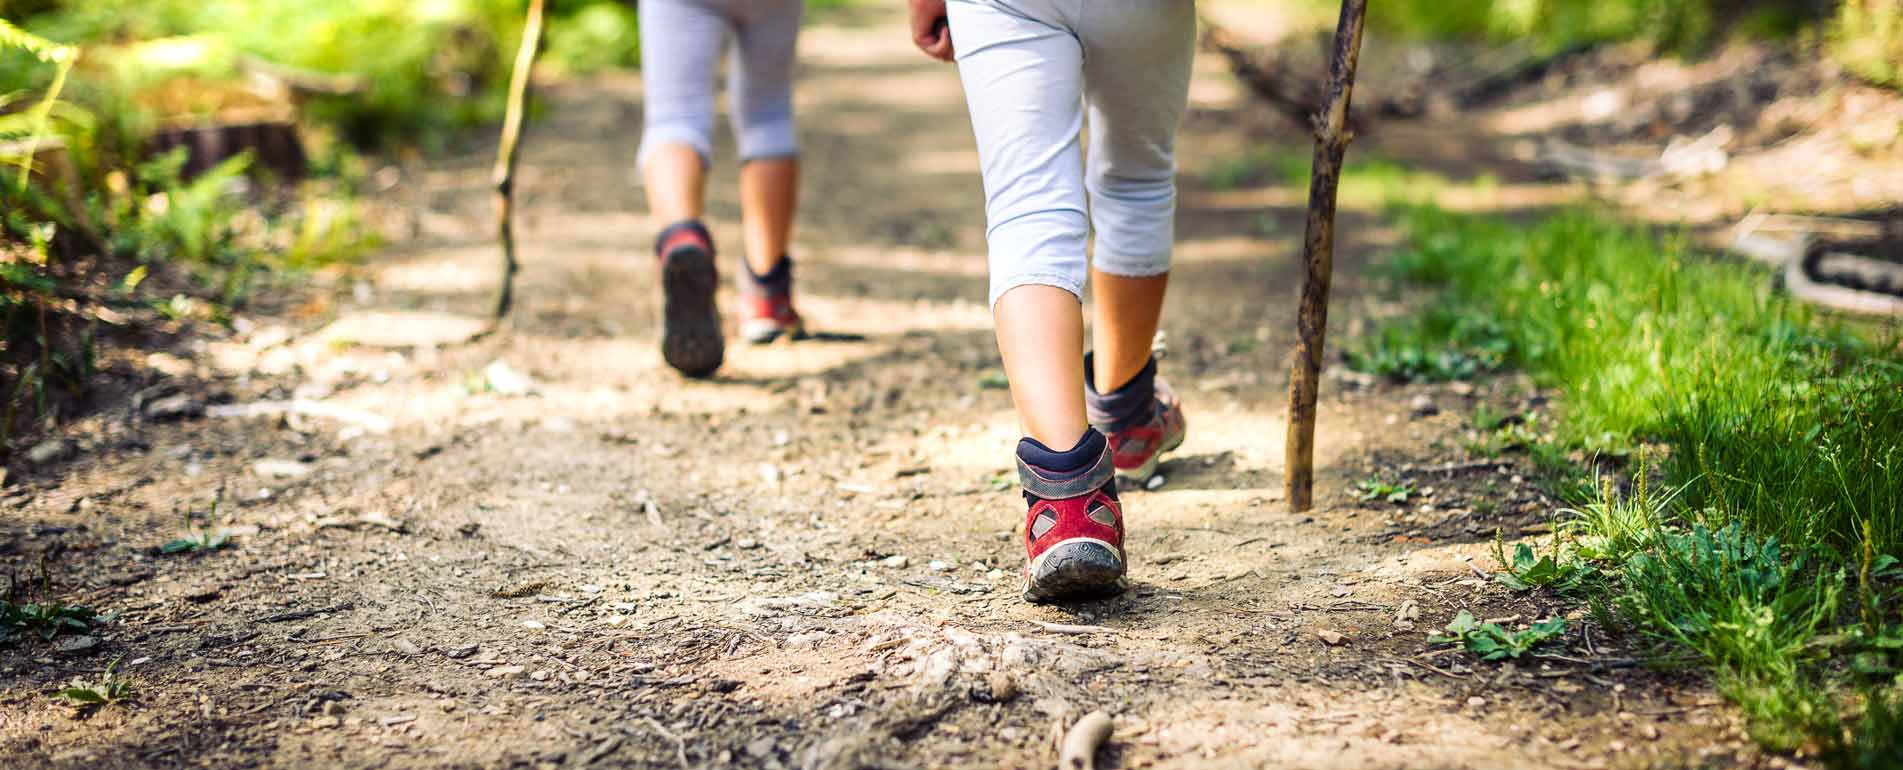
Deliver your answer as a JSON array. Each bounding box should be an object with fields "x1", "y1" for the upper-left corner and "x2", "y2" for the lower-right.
[
  {"x1": 1023, "y1": 538, "x2": 1127, "y2": 603},
  {"x1": 660, "y1": 245, "x2": 724, "y2": 377}
]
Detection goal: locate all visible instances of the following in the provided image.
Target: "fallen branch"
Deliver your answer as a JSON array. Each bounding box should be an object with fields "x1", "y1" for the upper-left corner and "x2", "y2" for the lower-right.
[
  {"x1": 491, "y1": 0, "x2": 548, "y2": 323},
  {"x1": 1059, "y1": 710, "x2": 1114, "y2": 770}
]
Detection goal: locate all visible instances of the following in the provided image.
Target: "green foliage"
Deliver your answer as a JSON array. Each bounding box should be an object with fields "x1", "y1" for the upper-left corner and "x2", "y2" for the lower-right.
[
  {"x1": 1, "y1": 599, "x2": 99, "y2": 644},
  {"x1": 1429, "y1": 610, "x2": 1567, "y2": 661},
  {"x1": 1370, "y1": 206, "x2": 1903, "y2": 759},
  {"x1": 1344, "y1": 305, "x2": 1510, "y2": 382},
  {"x1": 543, "y1": 2, "x2": 641, "y2": 77},
  {"x1": 1831, "y1": 0, "x2": 1903, "y2": 88},
  {"x1": 1354, "y1": 476, "x2": 1414, "y2": 503},
  {"x1": 1494, "y1": 539, "x2": 1593, "y2": 593},
  {"x1": 1378, "y1": 207, "x2": 1903, "y2": 557},
  {"x1": 1336, "y1": 0, "x2": 1832, "y2": 54},
  {"x1": 160, "y1": 528, "x2": 229, "y2": 554},
  {"x1": 57, "y1": 656, "x2": 135, "y2": 711}
]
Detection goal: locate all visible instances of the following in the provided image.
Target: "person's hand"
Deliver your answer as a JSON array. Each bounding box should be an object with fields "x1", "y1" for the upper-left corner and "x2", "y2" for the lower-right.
[{"x1": 909, "y1": 0, "x2": 953, "y2": 61}]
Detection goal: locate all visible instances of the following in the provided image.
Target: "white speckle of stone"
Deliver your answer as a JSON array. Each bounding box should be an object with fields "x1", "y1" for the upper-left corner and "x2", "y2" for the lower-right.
[
  {"x1": 881, "y1": 555, "x2": 909, "y2": 569},
  {"x1": 928, "y1": 560, "x2": 953, "y2": 572},
  {"x1": 521, "y1": 620, "x2": 545, "y2": 630},
  {"x1": 736, "y1": 538, "x2": 760, "y2": 550},
  {"x1": 1145, "y1": 474, "x2": 1166, "y2": 491},
  {"x1": 987, "y1": 569, "x2": 1007, "y2": 581},
  {"x1": 579, "y1": 584, "x2": 603, "y2": 594},
  {"x1": 1466, "y1": 696, "x2": 1486, "y2": 708},
  {"x1": 604, "y1": 615, "x2": 629, "y2": 627},
  {"x1": 760, "y1": 463, "x2": 782, "y2": 484},
  {"x1": 773, "y1": 430, "x2": 790, "y2": 447},
  {"x1": 530, "y1": 670, "x2": 550, "y2": 681}
]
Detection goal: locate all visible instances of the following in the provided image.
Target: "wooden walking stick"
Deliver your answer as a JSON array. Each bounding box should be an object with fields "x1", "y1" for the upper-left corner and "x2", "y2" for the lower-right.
[
  {"x1": 1285, "y1": 0, "x2": 1368, "y2": 513},
  {"x1": 491, "y1": 0, "x2": 548, "y2": 323}
]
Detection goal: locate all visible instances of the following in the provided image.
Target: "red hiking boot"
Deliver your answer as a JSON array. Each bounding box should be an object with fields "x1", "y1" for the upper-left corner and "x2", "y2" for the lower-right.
[
  {"x1": 1101, "y1": 378, "x2": 1187, "y2": 485},
  {"x1": 654, "y1": 221, "x2": 724, "y2": 377},
  {"x1": 1018, "y1": 430, "x2": 1127, "y2": 603},
  {"x1": 738, "y1": 257, "x2": 805, "y2": 344}
]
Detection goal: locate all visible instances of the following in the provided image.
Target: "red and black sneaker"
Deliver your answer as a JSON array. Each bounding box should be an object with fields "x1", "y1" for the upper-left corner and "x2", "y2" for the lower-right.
[
  {"x1": 738, "y1": 257, "x2": 806, "y2": 344},
  {"x1": 654, "y1": 221, "x2": 724, "y2": 377},
  {"x1": 1102, "y1": 378, "x2": 1187, "y2": 484},
  {"x1": 1019, "y1": 431, "x2": 1127, "y2": 603}
]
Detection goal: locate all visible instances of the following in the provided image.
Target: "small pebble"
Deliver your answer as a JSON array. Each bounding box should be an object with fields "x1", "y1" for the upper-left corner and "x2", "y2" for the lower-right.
[
  {"x1": 928, "y1": 560, "x2": 953, "y2": 572},
  {"x1": 1145, "y1": 474, "x2": 1166, "y2": 491},
  {"x1": 881, "y1": 555, "x2": 909, "y2": 569},
  {"x1": 521, "y1": 620, "x2": 545, "y2": 630}
]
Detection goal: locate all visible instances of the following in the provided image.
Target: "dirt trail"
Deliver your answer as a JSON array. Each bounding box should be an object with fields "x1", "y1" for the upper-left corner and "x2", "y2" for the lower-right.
[{"x1": 4, "y1": 5, "x2": 1762, "y2": 769}]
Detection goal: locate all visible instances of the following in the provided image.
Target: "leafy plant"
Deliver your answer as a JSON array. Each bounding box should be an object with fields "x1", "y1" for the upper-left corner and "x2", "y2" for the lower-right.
[
  {"x1": 160, "y1": 528, "x2": 229, "y2": 554},
  {"x1": 1494, "y1": 539, "x2": 1593, "y2": 593},
  {"x1": 1, "y1": 599, "x2": 99, "y2": 644},
  {"x1": 1355, "y1": 476, "x2": 1415, "y2": 504},
  {"x1": 57, "y1": 656, "x2": 136, "y2": 712},
  {"x1": 1429, "y1": 610, "x2": 1567, "y2": 661}
]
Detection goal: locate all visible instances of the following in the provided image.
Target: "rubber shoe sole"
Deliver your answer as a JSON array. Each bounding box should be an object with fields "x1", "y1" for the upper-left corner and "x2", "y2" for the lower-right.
[
  {"x1": 660, "y1": 245, "x2": 724, "y2": 377},
  {"x1": 1023, "y1": 538, "x2": 1127, "y2": 603}
]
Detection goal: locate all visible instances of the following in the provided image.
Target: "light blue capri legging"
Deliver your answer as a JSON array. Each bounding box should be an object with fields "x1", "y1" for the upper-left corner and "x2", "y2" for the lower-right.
[
  {"x1": 637, "y1": 0, "x2": 804, "y2": 168},
  {"x1": 947, "y1": 0, "x2": 1196, "y2": 308}
]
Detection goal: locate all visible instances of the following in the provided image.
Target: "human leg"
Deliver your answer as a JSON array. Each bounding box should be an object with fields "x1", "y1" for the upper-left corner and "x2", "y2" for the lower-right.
[
  {"x1": 1079, "y1": 0, "x2": 1196, "y2": 479},
  {"x1": 638, "y1": 0, "x2": 730, "y2": 375}
]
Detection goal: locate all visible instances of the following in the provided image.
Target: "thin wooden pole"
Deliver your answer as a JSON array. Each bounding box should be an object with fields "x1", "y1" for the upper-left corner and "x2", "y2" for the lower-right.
[
  {"x1": 492, "y1": 0, "x2": 548, "y2": 322},
  {"x1": 1285, "y1": 0, "x2": 1368, "y2": 513}
]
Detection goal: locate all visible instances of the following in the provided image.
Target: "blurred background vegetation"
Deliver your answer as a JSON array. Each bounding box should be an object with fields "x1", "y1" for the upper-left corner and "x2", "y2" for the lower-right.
[
  {"x1": 0, "y1": 0, "x2": 650, "y2": 444},
  {"x1": 1321, "y1": 0, "x2": 1901, "y2": 86}
]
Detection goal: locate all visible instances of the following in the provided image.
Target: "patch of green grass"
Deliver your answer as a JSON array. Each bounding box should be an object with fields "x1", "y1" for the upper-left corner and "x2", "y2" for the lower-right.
[
  {"x1": 1345, "y1": 305, "x2": 1510, "y2": 382},
  {"x1": 1428, "y1": 610, "x2": 1567, "y2": 661},
  {"x1": 1305, "y1": 0, "x2": 1832, "y2": 55},
  {"x1": 1354, "y1": 476, "x2": 1415, "y2": 504},
  {"x1": 1368, "y1": 205, "x2": 1903, "y2": 762}
]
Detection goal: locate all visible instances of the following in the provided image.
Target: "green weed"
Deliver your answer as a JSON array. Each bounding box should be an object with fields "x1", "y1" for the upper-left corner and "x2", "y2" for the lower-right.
[
  {"x1": 1, "y1": 599, "x2": 99, "y2": 644},
  {"x1": 159, "y1": 528, "x2": 228, "y2": 555},
  {"x1": 1354, "y1": 476, "x2": 1415, "y2": 504},
  {"x1": 57, "y1": 656, "x2": 135, "y2": 712},
  {"x1": 1429, "y1": 610, "x2": 1567, "y2": 661},
  {"x1": 1494, "y1": 539, "x2": 1594, "y2": 593}
]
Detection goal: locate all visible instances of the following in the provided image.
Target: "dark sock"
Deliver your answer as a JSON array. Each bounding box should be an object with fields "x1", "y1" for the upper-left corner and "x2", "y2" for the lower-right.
[
  {"x1": 1015, "y1": 428, "x2": 1106, "y2": 477},
  {"x1": 745, "y1": 255, "x2": 793, "y2": 295},
  {"x1": 654, "y1": 219, "x2": 713, "y2": 256},
  {"x1": 1084, "y1": 352, "x2": 1156, "y2": 433}
]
